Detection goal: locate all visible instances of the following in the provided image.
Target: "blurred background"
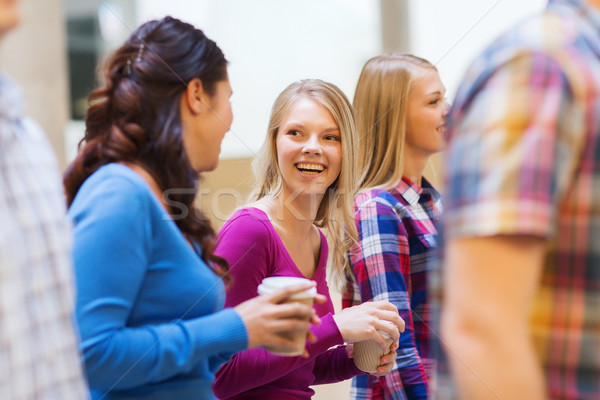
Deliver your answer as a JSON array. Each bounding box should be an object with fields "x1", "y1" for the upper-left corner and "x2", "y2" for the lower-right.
[{"x1": 1, "y1": 0, "x2": 545, "y2": 397}]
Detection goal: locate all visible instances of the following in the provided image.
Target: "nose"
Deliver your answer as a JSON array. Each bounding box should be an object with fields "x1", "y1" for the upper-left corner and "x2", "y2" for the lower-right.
[
  {"x1": 302, "y1": 134, "x2": 322, "y2": 155},
  {"x1": 442, "y1": 100, "x2": 451, "y2": 117}
]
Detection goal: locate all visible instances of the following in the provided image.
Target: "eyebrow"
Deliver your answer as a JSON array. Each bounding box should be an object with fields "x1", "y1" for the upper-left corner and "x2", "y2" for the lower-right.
[{"x1": 284, "y1": 122, "x2": 339, "y2": 132}]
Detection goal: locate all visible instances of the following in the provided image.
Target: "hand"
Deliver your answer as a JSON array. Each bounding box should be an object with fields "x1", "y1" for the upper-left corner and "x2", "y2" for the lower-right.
[
  {"x1": 345, "y1": 343, "x2": 354, "y2": 358},
  {"x1": 333, "y1": 300, "x2": 405, "y2": 352},
  {"x1": 234, "y1": 281, "x2": 322, "y2": 355},
  {"x1": 370, "y1": 348, "x2": 397, "y2": 376}
]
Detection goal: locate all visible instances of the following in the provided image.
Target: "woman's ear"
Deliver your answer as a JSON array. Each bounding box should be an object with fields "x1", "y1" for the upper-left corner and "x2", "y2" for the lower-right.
[{"x1": 184, "y1": 78, "x2": 206, "y2": 115}]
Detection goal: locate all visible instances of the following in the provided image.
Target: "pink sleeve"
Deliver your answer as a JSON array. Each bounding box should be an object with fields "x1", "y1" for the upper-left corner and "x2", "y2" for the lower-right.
[
  {"x1": 312, "y1": 345, "x2": 364, "y2": 385},
  {"x1": 212, "y1": 313, "x2": 346, "y2": 398}
]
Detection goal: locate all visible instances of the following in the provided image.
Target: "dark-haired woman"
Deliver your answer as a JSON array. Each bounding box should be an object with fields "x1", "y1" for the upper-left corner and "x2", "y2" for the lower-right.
[{"x1": 64, "y1": 17, "x2": 319, "y2": 400}]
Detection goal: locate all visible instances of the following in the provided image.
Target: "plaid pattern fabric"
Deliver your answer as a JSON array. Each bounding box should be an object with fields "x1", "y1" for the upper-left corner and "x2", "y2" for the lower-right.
[
  {"x1": 0, "y1": 74, "x2": 88, "y2": 399},
  {"x1": 343, "y1": 178, "x2": 442, "y2": 400},
  {"x1": 436, "y1": 0, "x2": 600, "y2": 398}
]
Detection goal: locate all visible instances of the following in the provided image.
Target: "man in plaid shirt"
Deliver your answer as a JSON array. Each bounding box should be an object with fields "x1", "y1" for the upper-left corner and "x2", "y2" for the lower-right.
[
  {"x1": 438, "y1": 0, "x2": 600, "y2": 399},
  {"x1": 0, "y1": 1, "x2": 88, "y2": 398}
]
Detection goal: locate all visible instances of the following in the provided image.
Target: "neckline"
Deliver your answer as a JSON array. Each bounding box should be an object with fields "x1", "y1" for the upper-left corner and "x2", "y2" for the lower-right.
[{"x1": 245, "y1": 207, "x2": 326, "y2": 280}]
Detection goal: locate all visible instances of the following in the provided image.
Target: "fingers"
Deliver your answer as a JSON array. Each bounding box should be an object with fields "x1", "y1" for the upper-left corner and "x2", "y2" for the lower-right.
[
  {"x1": 372, "y1": 350, "x2": 397, "y2": 376},
  {"x1": 264, "y1": 316, "x2": 311, "y2": 334},
  {"x1": 265, "y1": 301, "x2": 314, "y2": 320},
  {"x1": 371, "y1": 300, "x2": 399, "y2": 312},
  {"x1": 267, "y1": 281, "x2": 316, "y2": 304},
  {"x1": 393, "y1": 315, "x2": 406, "y2": 333},
  {"x1": 313, "y1": 293, "x2": 327, "y2": 305},
  {"x1": 310, "y1": 310, "x2": 322, "y2": 326},
  {"x1": 345, "y1": 343, "x2": 354, "y2": 358},
  {"x1": 371, "y1": 330, "x2": 391, "y2": 352},
  {"x1": 263, "y1": 335, "x2": 304, "y2": 355},
  {"x1": 373, "y1": 318, "x2": 401, "y2": 343},
  {"x1": 380, "y1": 349, "x2": 396, "y2": 364},
  {"x1": 369, "y1": 302, "x2": 405, "y2": 333}
]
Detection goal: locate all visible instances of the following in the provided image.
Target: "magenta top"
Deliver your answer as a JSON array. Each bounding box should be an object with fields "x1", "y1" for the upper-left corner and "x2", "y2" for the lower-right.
[{"x1": 212, "y1": 207, "x2": 363, "y2": 399}]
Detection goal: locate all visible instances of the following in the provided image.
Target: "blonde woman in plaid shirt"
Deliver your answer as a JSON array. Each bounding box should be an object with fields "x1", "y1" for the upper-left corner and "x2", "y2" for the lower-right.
[{"x1": 343, "y1": 54, "x2": 449, "y2": 400}]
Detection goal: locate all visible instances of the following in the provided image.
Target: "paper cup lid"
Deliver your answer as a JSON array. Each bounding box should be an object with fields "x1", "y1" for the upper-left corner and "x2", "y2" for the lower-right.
[{"x1": 257, "y1": 276, "x2": 317, "y2": 299}]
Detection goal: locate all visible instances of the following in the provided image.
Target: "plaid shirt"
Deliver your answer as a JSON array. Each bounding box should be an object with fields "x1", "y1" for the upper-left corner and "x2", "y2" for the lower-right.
[
  {"x1": 0, "y1": 74, "x2": 88, "y2": 399},
  {"x1": 436, "y1": 0, "x2": 600, "y2": 398},
  {"x1": 343, "y1": 178, "x2": 442, "y2": 400}
]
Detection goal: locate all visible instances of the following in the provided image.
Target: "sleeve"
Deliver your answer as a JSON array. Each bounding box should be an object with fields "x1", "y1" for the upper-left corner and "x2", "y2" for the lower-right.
[
  {"x1": 349, "y1": 199, "x2": 428, "y2": 399},
  {"x1": 311, "y1": 346, "x2": 363, "y2": 385},
  {"x1": 212, "y1": 214, "x2": 347, "y2": 398},
  {"x1": 444, "y1": 52, "x2": 584, "y2": 239},
  {"x1": 71, "y1": 176, "x2": 247, "y2": 391}
]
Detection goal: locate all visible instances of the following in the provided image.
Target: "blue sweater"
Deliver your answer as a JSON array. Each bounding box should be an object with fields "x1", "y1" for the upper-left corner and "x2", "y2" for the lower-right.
[{"x1": 69, "y1": 164, "x2": 248, "y2": 400}]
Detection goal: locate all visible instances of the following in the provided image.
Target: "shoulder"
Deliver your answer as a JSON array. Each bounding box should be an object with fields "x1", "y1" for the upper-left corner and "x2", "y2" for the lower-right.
[
  {"x1": 453, "y1": 8, "x2": 592, "y2": 113},
  {"x1": 16, "y1": 118, "x2": 61, "y2": 171},
  {"x1": 81, "y1": 164, "x2": 150, "y2": 196},
  {"x1": 355, "y1": 188, "x2": 404, "y2": 218},
  {"x1": 218, "y1": 207, "x2": 274, "y2": 240},
  {"x1": 69, "y1": 164, "x2": 155, "y2": 221},
  {"x1": 216, "y1": 207, "x2": 278, "y2": 262},
  {"x1": 216, "y1": 208, "x2": 278, "y2": 288}
]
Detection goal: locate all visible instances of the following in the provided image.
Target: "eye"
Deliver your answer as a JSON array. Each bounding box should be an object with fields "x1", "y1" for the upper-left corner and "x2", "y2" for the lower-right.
[
  {"x1": 324, "y1": 135, "x2": 341, "y2": 142},
  {"x1": 286, "y1": 129, "x2": 301, "y2": 136},
  {"x1": 429, "y1": 98, "x2": 440, "y2": 105}
]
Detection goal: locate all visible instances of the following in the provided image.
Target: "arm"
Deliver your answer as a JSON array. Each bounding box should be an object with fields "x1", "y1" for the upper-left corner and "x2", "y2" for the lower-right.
[
  {"x1": 312, "y1": 345, "x2": 363, "y2": 385},
  {"x1": 441, "y1": 236, "x2": 545, "y2": 399},
  {"x1": 350, "y1": 199, "x2": 428, "y2": 399},
  {"x1": 213, "y1": 313, "x2": 344, "y2": 398},
  {"x1": 72, "y1": 176, "x2": 247, "y2": 391}
]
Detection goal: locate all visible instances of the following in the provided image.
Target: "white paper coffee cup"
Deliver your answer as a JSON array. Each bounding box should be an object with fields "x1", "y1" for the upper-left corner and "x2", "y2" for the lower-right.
[
  {"x1": 353, "y1": 320, "x2": 396, "y2": 373},
  {"x1": 257, "y1": 276, "x2": 316, "y2": 356}
]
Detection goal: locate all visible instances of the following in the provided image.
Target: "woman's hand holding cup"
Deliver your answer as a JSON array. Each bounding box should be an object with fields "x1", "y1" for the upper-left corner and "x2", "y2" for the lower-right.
[
  {"x1": 333, "y1": 300, "x2": 404, "y2": 374},
  {"x1": 235, "y1": 277, "x2": 324, "y2": 357}
]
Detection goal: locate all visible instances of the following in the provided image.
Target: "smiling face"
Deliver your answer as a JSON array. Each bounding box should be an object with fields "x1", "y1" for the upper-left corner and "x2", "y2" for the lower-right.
[
  {"x1": 275, "y1": 96, "x2": 342, "y2": 201},
  {"x1": 405, "y1": 68, "x2": 450, "y2": 158}
]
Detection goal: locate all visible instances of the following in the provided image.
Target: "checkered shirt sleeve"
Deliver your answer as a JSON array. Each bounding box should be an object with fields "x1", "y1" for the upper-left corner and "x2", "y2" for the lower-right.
[{"x1": 444, "y1": 53, "x2": 582, "y2": 239}]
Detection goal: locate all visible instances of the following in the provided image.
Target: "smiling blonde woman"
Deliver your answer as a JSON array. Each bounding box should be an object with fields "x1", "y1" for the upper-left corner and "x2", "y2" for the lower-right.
[
  {"x1": 343, "y1": 54, "x2": 449, "y2": 400},
  {"x1": 213, "y1": 79, "x2": 406, "y2": 400}
]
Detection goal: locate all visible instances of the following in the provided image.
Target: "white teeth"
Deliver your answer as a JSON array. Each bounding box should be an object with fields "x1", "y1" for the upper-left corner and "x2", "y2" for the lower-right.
[{"x1": 296, "y1": 163, "x2": 324, "y2": 172}]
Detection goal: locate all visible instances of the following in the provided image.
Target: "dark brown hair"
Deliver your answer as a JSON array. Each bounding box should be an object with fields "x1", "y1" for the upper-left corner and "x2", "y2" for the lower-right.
[{"x1": 63, "y1": 16, "x2": 230, "y2": 281}]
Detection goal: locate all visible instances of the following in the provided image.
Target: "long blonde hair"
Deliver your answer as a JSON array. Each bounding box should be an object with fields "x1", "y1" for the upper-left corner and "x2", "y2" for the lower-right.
[
  {"x1": 354, "y1": 54, "x2": 437, "y2": 190},
  {"x1": 251, "y1": 79, "x2": 359, "y2": 283}
]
